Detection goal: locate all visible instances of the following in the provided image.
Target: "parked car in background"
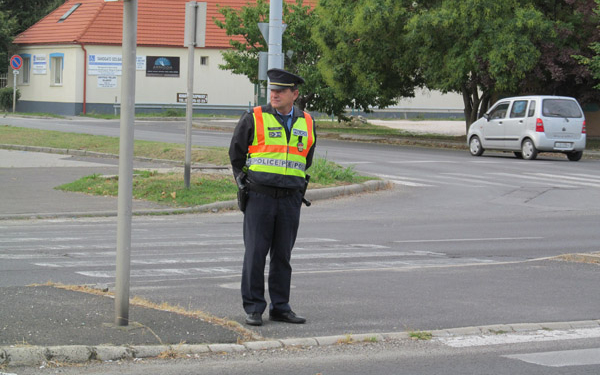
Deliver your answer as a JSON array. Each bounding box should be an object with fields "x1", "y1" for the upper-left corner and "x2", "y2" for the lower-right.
[{"x1": 467, "y1": 96, "x2": 586, "y2": 161}]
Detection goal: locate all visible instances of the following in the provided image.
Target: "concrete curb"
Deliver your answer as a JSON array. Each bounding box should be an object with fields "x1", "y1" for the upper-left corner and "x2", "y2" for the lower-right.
[
  {"x1": 0, "y1": 180, "x2": 389, "y2": 221},
  {"x1": 2, "y1": 320, "x2": 599, "y2": 367}
]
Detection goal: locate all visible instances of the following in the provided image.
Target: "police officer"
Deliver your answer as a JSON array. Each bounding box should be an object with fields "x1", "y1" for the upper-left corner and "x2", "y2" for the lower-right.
[{"x1": 229, "y1": 68, "x2": 316, "y2": 326}]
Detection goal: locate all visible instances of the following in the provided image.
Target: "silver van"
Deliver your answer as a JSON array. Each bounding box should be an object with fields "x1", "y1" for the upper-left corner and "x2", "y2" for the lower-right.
[{"x1": 467, "y1": 96, "x2": 586, "y2": 161}]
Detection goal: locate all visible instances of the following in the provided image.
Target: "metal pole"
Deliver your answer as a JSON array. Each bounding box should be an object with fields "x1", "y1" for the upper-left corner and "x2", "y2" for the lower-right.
[
  {"x1": 267, "y1": 0, "x2": 283, "y2": 97},
  {"x1": 184, "y1": 2, "x2": 197, "y2": 189},
  {"x1": 12, "y1": 71, "x2": 17, "y2": 113},
  {"x1": 115, "y1": 0, "x2": 137, "y2": 327}
]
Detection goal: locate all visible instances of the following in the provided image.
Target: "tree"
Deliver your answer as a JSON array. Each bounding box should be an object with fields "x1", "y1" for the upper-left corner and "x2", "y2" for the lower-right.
[
  {"x1": 313, "y1": 0, "x2": 422, "y2": 114},
  {"x1": 0, "y1": 9, "x2": 18, "y2": 73},
  {"x1": 405, "y1": 0, "x2": 553, "y2": 129},
  {"x1": 214, "y1": 0, "x2": 351, "y2": 118},
  {"x1": 0, "y1": 0, "x2": 63, "y2": 72},
  {"x1": 528, "y1": 0, "x2": 600, "y2": 105},
  {"x1": 574, "y1": 0, "x2": 600, "y2": 90}
]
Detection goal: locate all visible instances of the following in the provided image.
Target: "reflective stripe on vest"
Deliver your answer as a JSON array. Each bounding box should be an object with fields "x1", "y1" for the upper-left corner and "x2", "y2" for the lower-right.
[{"x1": 247, "y1": 106, "x2": 314, "y2": 178}]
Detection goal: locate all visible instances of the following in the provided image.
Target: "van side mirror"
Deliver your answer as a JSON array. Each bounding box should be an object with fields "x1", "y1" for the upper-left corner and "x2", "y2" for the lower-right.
[{"x1": 483, "y1": 113, "x2": 490, "y2": 121}]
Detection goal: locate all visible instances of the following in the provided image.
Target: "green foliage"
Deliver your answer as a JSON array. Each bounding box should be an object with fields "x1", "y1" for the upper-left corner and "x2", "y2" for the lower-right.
[
  {"x1": 572, "y1": 1, "x2": 600, "y2": 93},
  {"x1": 409, "y1": 331, "x2": 433, "y2": 340},
  {"x1": 214, "y1": 0, "x2": 351, "y2": 118},
  {"x1": 0, "y1": 9, "x2": 18, "y2": 72},
  {"x1": 56, "y1": 172, "x2": 239, "y2": 208},
  {"x1": 313, "y1": 0, "x2": 421, "y2": 113},
  {"x1": 529, "y1": 0, "x2": 600, "y2": 104},
  {"x1": 308, "y1": 157, "x2": 370, "y2": 185},
  {"x1": 0, "y1": 87, "x2": 20, "y2": 111},
  {"x1": 164, "y1": 108, "x2": 185, "y2": 117},
  {"x1": 405, "y1": 0, "x2": 552, "y2": 126},
  {"x1": 575, "y1": 41, "x2": 600, "y2": 90},
  {"x1": 0, "y1": 0, "x2": 63, "y2": 72}
]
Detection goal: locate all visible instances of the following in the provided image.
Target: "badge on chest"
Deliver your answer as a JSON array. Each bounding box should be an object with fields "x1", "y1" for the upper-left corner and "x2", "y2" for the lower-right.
[
  {"x1": 269, "y1": 131, "x2": 282, "y2": 138},
  {"x1": 292, "y1": 129, "x2": 308, "y2": 137}
]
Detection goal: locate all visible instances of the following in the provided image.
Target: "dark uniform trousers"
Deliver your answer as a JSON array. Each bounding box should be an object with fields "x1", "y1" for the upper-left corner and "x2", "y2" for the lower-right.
[{"x1": 242, "y1": 189, "x2": 303, "y2": 314}]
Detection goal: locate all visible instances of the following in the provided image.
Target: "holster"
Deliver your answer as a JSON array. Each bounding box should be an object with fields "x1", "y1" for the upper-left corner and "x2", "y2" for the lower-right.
[
  {"x1": 236, "y1": 172, "x2": 249, "y2": 212},
  {"x1": 302, "y1": 174, "x2": 311, "y2": 207}
]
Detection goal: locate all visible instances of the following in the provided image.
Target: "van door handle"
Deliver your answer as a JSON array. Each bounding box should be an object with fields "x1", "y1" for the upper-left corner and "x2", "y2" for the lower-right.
[{"x1": 519, "y1": 120, "x2": 523, "y2": 123}]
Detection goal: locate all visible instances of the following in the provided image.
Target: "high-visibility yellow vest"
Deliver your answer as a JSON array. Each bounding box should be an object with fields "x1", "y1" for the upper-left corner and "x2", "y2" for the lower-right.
[{"x1": 247, "y1": 106, "x2": 315, "y2": 181}]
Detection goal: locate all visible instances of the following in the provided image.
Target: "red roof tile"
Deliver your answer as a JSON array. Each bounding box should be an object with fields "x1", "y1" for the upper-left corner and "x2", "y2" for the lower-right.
[{"x1": 13, "y1": 0, "x2": 316, "y2": 49}]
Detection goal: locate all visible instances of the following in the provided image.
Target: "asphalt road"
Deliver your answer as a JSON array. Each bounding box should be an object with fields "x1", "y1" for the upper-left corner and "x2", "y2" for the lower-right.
[{"x1": 2, "y1": 116, "x2": 600, "y2": 372}]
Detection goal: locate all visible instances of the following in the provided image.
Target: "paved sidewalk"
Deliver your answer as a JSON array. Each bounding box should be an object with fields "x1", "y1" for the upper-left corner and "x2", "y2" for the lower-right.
[{"x1": 2, "y1": 283, "x2": 599, "y2": 367}]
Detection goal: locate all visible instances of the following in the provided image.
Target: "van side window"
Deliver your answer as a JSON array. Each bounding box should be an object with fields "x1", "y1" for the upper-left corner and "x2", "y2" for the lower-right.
[
  {"x1": 527, "y1": 100, "x2": 536, "y2": 117},
  {"x1": 510, "y1": 100, "x2": 527, "y2": 118},
  {"x1": 489, "y1": 103, "x2": 509, "y2": 119}
]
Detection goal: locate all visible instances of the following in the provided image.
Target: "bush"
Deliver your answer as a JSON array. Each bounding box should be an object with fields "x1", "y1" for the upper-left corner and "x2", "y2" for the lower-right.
[{"x1": 0, "y1": 87, "x2": 20, "y2": 111}]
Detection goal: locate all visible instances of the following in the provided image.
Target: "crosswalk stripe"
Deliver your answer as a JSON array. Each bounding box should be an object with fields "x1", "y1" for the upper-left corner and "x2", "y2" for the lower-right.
[
  {"x1": 505, "y1": 347, "x2": 600, "y2": 367},
  {"x1": 439, "y1": 173, "x2": 515, "y2": 187},
  {"x1": 487, "y1": 172, "x2": 580, "y2": 188},
  {"x1": 530, "y1": 173, "x2": 600, "y2": 187},
  {"x1": 439, "y1": 327, "x2": 600, "y2": 348},
  {"x1": 390, "y1": 180, "x2": 433, "y2": 187},
  {"x1": 374, "y1": 172, "x2": 600, "y2": 189}
]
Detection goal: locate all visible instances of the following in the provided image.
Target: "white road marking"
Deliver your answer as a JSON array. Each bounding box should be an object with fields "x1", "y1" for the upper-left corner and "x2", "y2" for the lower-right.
[
  {"x1": 388, "y1": 160, "x2": 458, "y2": 164},
  {"x1": 395, "y1": 237, "x2": 543, "y2": 244},
  {"x1": 568, "y1": 173, "x2": 600, "y2": 180},
  {"x1": 504, "y1": 348, "x2": 600, "y2": 367},
  {"x1": 488, "y1": 172, "x2": 581, "y2": 188},
  {"x1": 374, "y1": 174, "x2": 434, "y2": 187},
  {"x1": 440, "y1": 173, "x2": 515, "y2": 187},
  {"x1": 389, "y1": 180, "x2": 434, "y2": 187},
  {"x1": 32, "y1": 250, "x2": 450, "y2": 268},
  {"x1": 439, "y1": 328, "x2": 600, "y2": 348},
  {"x1": 530, "y1": 173, "x2": 600, "y2": 187},
  {"x1": 376, "y1": 173, "x2": 486, "y2": 188}
]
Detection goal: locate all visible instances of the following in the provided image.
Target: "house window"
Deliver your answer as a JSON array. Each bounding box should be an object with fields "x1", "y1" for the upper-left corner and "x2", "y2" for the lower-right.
[
  {"x1": 50, "y1": 53, "x2": 64, "y2": 86},
  {"x1": 200, "y1": 56, "x2": 208, "y2": 66},
  {"x1": 58, "y1": 3, "x2": 82, "y2": 23},
  {"x1": 21, "y1": 55, "x2": 31, "y2": 84}
]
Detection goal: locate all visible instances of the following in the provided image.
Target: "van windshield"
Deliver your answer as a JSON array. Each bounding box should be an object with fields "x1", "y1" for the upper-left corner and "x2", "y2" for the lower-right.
[{"x1": 542, "y1": 99, "x2": 583, "y2": 118}]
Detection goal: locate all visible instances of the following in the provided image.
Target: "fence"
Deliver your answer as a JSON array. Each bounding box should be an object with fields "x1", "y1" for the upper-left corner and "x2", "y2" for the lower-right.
[{"x1": 0, "y1": 73, "x2": 7, "y2": 88}]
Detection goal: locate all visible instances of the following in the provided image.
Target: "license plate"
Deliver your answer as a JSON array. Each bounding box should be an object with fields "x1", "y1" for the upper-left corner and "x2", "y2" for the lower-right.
[{"x1": 555, "y1": 142, "x2": 572, "y2": 148}]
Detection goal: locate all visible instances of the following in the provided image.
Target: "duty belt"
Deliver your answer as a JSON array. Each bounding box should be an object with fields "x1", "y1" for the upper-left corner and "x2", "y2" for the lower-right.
[{"x1": 247, "y1": 183, "x2": 299, "y2": 198}]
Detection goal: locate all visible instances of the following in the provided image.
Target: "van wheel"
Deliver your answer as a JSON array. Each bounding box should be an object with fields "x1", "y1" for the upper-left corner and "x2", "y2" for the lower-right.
[
  {"x1": 469, "y1": 136, "x2": 484, "y2": 156},
  {"x1": 514, "y1": 152, "x2": 523, "y2": 159},
  {"x1": 521, "y1": 139, "x2": 538, "y2": 160},
  {"x1": 566, "y1": 151, "x2": 583, "y2": 161}
]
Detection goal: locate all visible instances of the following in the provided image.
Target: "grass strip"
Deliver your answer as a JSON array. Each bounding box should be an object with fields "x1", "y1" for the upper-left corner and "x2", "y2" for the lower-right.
[
  {"x1": 57, "y1": 171, "x2": 239, "y2": 207},
  {"x1": 56, "y1": 158, "x2": 372, "y2": 208},
  {"x1": 0, "y1": 125, "x2": 230, "y2": 165}
]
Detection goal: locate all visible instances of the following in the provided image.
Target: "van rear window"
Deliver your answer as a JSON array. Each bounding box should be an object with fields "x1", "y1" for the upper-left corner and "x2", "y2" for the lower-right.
[{"x1": 542, "y1": 99, "x2": 582, "y2": 118}]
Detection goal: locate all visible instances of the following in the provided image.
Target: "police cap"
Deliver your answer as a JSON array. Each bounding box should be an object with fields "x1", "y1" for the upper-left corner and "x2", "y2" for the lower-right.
[{"x1": 267, "y1": 68, "x2": 305, "y2": 90}]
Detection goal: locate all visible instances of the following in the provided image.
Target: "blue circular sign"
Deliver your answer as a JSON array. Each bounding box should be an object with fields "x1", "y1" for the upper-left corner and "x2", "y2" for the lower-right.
[{"x1": 10, "y1": 55, "x2": 23, "y2": 70}]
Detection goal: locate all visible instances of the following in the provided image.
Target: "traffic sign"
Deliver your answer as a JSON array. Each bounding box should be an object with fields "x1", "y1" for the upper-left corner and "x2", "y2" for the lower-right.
[{"x1": 10, "y1": 55, "x2": 23, "y2": 70}]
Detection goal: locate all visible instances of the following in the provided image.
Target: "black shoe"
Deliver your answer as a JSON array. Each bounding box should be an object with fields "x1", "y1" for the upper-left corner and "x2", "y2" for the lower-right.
[
  {"x1": 245, "y1": 312, "x2": 263, "y2": 326},
  {"x1": 269, "y1": 310, "x2": 306, "y2": 324}
]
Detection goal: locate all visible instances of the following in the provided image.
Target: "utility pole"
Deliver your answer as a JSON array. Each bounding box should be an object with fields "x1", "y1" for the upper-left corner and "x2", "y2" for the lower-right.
[
  {"x1": 267, "y1": 0, "x2": 284, "y2": 96},
  {"x1": 114, "y1": 0, "x2": 137, "y2": 327},
  {"x1": 184, "y1": 1, "x2": 206, "y2": 189}
]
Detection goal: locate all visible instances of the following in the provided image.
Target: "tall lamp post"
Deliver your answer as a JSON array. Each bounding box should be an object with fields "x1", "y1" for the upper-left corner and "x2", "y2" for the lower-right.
[{"x1": 105, "y1": 0, "x2": 138, "y2": 327}]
